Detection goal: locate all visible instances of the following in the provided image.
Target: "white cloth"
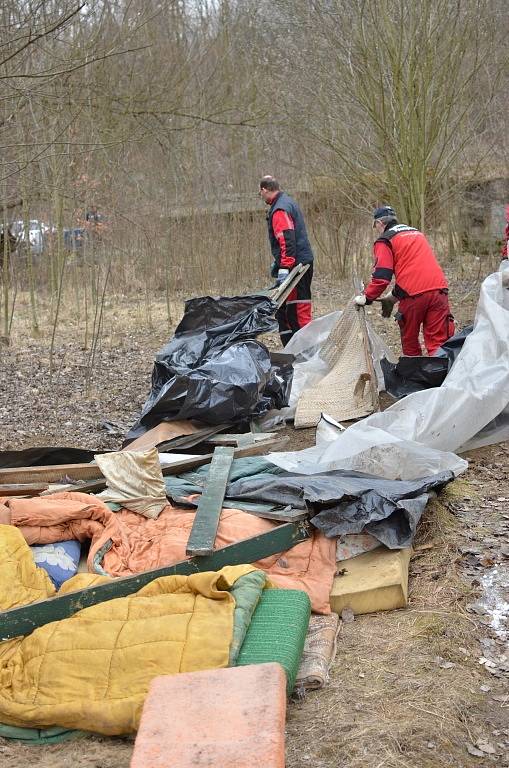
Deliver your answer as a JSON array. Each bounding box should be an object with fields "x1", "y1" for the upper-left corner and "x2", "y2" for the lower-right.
[{"x1": 95, "y1": 448, "x2": 167, "y2": 519}]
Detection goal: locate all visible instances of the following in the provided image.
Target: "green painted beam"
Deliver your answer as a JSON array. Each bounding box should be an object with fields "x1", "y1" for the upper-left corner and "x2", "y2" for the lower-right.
[
  {"x1": 0, "y1": 522, "x2": 310, "y2": 641},
  {"x1": 186, "y1": 446, "x2": 234, "y2": 556}
]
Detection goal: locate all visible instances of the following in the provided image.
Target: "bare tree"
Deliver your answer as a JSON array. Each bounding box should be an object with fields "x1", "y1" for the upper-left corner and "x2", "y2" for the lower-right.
[{"x1": 268, "y1": 0, "x2": 508, "y2": 228}]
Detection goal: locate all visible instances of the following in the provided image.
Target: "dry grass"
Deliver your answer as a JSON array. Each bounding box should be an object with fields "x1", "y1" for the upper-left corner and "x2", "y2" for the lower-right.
[{"x1": 286, "y1": 481, "x2": 493, "y2": 768}]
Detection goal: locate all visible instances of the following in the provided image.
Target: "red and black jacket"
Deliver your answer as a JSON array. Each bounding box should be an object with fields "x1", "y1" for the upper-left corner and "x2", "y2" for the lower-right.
[
  {"x1": 267, "y1": 192, "x2": 314, "y2": 272},
  {"x1": 365, "y1": 224, "x2": 447, "y2": 302}
]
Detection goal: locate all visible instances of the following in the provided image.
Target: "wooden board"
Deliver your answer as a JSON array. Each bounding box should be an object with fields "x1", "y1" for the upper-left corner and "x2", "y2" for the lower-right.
[
  {"x1": 43, "y1": 436, "x2": 288, "y2": 496},
  {"x1": 168, "y1": 494, "x2": 308, "y2": 523},
  {"x1": 270, "y1": 263, "x2": 310, "y2": 308},
  {"x1": 204, "y1": 433, "x2": 278, "y2": 448},
  {"x1": 0, "y1": 521, "x2": 310, "y2": 640},
  {"x1": 156, "y1": 424, "x2": 230, "y2": 452},
  {"x1": 225, "y1": 504, "x2": 309, "y2": 523},
  {"x1": 126, "y1": 421, "x2": 230, "y2": 453},
  {"x1": 186, "y1": 447, "x2": 235, "y2": 556},
  {"x1": 0, "y1": 463, "x2": 102, "y2": 485},
  {"x1": 352, "y1": 275, "x2": 379, "y2": 410},
  {"x1": 0, "y1": 483, "x2": 49, "y2": 497}
]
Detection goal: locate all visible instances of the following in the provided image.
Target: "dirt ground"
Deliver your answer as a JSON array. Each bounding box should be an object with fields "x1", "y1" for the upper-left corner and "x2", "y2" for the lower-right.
[{"x1": 0, "y1": 273, "x2": 507, "y2": 767}]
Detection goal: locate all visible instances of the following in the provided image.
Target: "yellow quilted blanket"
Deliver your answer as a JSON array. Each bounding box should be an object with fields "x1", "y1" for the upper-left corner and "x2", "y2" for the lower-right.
[{"x1": 0, "y1": 525, "x2": 256, "y2": 735}]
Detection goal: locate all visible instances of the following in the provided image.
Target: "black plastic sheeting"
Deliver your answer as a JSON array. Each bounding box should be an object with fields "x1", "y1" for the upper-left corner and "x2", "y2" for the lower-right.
[
  {"x1": 381, "y1": 325, "x2": 474, "y2": 399},
  {"x1": 434, "y1": 324, "x2": 473, "y2": 366},
  {"x1": 226, "y1": 469, "x2": 454, "y2": 549},
  {"x1": 0, "y1": 446, "x2": 97, "y2": 468},
  {"x1": 381, "y1": 356, "x2": 449, "y2": 399},
  {"x1": 127, "y1": 295, "x2": 292, "y2": 438}
]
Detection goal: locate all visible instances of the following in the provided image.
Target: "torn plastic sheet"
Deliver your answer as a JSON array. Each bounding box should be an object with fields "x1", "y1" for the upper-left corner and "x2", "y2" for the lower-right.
[
  {"x1": 127, "y1": 295, "x2": 292, "y2": 437},
  {"x1": 225, "y1": 469, "x2": 453, "y2": 548},
  {"x1": 316, "y1": 414, "x2": 345, "y2": 444},
  {"x1": 269, "y1": 267, "x2": 509, "y2": 479},
  {"x1": 270, "y1": 423, "x2": 467, "y2": 479}
]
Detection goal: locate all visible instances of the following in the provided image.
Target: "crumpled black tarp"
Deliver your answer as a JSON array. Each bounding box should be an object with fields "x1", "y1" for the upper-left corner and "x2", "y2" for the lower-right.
[
  {"x1": 226, "y1": 469, "x2": 454, "y2": 548},
  {"x1": 0, "y1": 446, "x2": 97, "y2": 468},
  {"x1": 381, "y1": 356, "x2": 449, "y2": 399},
  {"x1": 127, "y1": 294, "x2": 292, "y2": 438},
  {"x1": 434, "y1": 324, "x2": 473, "y2": 366},
  {"x1": 381, "y1": 325, "x2": 474, "y2": 399}
]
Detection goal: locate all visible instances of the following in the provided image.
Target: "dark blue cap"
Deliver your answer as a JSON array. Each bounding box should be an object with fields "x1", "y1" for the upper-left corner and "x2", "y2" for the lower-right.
[{"x1": 373, "y1": 205, "x2": 397, "y2": 221}]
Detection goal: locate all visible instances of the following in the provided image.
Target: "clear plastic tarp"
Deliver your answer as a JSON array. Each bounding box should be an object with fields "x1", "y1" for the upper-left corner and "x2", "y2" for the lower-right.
[{"x1": 269, "y1": 265, "x2": 509, "y2": 479}]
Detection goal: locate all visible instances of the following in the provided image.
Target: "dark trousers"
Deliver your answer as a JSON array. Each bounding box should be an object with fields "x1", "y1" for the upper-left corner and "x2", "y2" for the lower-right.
[
  {"x1": 397, "y1": 289, "x2": 455, "y2": 355},
  {"x1": 276, "y1": 264, "x2": 313, "y2": 346}
]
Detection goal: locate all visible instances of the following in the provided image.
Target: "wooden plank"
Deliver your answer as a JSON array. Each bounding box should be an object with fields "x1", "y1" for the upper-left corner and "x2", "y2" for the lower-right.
[
  {"x1": 206, "y1": 432, "x2": 278, "y2": 448},
  {"x1": 0, "y1": 521, "x2": 310, "y2": 640},
  {"x1": 0, "y1": 483, "x2": 49, "y2": 497},
  {"x1": 268, "y1": 263, "x2": 304, "y2": 303},
  {"x1": 44, "y1": 436, "x2": 288, "y2": 496},
  {"x1": 273, "y1": 265, "x2": 307, "y2": 308},
  {"x1": 0, "y1": 463, "x2": 102, "y2": 485},
  {"x1": 186, "y1": 447, "x2": 235, "y2": 556},
  {"x1": 126, "y1": 421, "x2": 230, "y2": 453},
  {"x1": 169, "y1": 494, "x2": 309, "y2": 524},
  {"x1": 270, "y1": 264, "x2": 310, "y2": 309},
  {"x1": 156, "y1": 424, "x2": 230, "y2": 452},
  {"x1": 227, "y1": 505, "x2": 309, "y2": 523},
  {"x1": 203, "y1": 433, "x2": 255, "y2": 448},
  {"x1": 352, "y1": 275, "x2": 379, "y2": 410}
]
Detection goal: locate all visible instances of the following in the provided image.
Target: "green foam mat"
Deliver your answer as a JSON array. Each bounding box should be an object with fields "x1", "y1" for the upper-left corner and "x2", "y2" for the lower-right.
[{"x1": 236, "y1": 589, "x2": 311, "y2": 695}]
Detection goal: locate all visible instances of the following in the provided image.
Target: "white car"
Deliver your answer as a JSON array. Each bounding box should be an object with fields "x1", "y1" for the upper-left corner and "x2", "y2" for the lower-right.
[{"x1": 11, "y1": 220, "x2": 45, "y2": 255}]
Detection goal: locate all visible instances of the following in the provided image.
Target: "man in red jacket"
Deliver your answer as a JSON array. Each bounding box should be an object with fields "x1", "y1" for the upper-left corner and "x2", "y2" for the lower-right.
[
  {"x1": 260, "y1": 176, "x2": 314, "y2": 346},
  {"x1": 354, "y1": 206, "x2": 454, "y2": 356}
]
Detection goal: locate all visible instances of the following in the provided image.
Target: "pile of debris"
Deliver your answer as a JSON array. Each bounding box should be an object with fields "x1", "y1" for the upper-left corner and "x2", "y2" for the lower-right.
[{"x1": 0, "y1": 264, "x2": 508, "y2": 761}]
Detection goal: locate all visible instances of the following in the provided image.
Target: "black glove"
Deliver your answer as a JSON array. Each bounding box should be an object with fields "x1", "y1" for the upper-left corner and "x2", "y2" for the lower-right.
[
  {"x1": 270, "y1": 261, "x2": 278, "y2": 278},
  {"x1": 380, "y1": 296, "x2": 397, "y2": 318}
]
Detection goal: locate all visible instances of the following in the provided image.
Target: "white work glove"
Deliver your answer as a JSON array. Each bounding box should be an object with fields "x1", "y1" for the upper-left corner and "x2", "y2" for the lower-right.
[
  {"x1": 276, "y1": 268, "x2": 289, "y2": 286},
  {"x1": 353, "y1": 294, "x2": 367, "y2": 306}
]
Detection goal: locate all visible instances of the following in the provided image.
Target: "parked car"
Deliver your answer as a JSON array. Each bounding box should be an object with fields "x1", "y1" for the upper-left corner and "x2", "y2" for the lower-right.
[
  {"x1": 11, "y1": 220, "x2": 45, "y2": 255},
  {"x1": 63, "y1": 227, "x2": 88, "y2": 251}
]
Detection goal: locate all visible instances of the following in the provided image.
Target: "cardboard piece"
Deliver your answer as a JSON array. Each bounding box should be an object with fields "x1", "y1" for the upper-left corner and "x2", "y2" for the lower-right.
[{"x1": 123, "y1": 421, "x2": 201, "y2": 452}]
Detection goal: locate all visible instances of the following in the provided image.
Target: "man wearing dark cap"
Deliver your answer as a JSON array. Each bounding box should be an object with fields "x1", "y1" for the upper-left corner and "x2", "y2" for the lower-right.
[
  {"x1": 259, "y1": 175, "x2": 314, "y2": 346},
  {"x1": 354, "y1": 206, "x2": 454, "y2": 356}
]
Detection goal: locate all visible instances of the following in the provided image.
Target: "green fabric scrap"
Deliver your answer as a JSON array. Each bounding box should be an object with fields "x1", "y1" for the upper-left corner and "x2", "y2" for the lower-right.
[
  {"x1": 92, "y1": 538, "x2": 113, "y2": 575},
  {"x1": 105, "y1": 501, "x2": 122, "y2": 512},
  {"x1": 229, "y1": 570, "x2": 268, "y2": 665}
]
